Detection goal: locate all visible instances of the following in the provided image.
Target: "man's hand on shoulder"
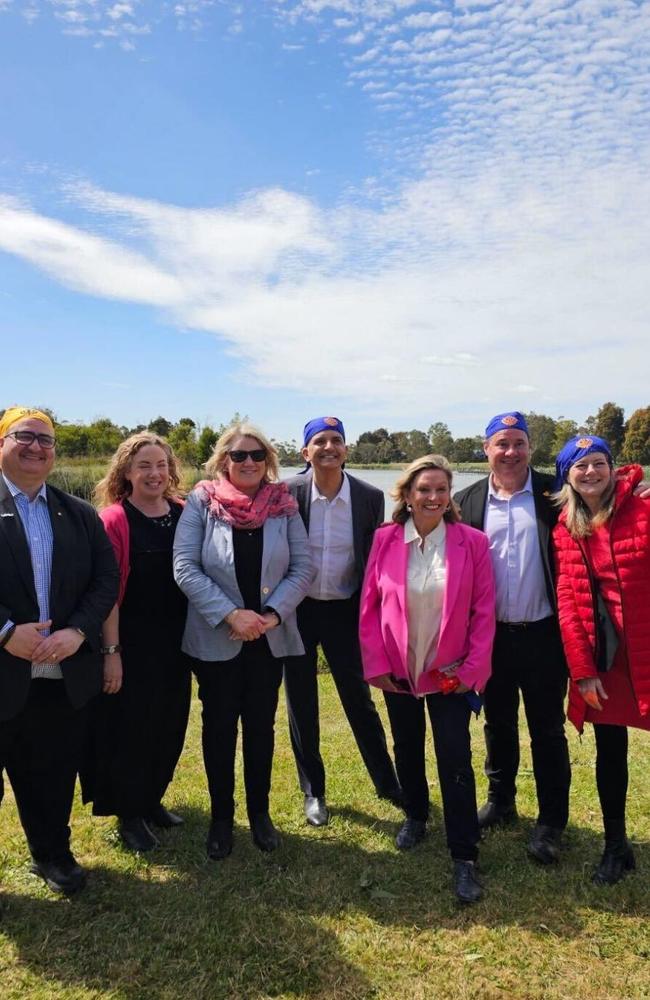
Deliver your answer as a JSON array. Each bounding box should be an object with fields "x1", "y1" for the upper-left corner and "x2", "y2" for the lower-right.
[{"x1": 634, "y1": 481, "x2": 650, "y2": 499}]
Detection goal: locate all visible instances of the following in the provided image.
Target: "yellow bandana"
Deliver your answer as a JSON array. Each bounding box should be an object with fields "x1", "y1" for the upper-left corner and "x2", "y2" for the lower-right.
[{"x1": 0, "y1": 407, "x2": 55, "y2": 438}]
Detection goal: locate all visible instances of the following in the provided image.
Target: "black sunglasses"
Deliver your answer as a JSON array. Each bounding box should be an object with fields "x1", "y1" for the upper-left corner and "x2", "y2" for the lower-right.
[
  {"x1": 228, "y1": 449, "x2": 267, "y2": 463},
  {"x1": 6, "y1": 430, "x2": 56, "y2": 449}
]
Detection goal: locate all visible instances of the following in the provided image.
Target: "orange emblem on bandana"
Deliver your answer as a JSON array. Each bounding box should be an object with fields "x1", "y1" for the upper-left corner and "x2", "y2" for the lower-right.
[
  {"x1": 324, "y1": 417, "x2": 339, "y2": 426},
  {"x1": 576, "y1": 437, "x2": 593, "y2": 448},
  {"x1": 501, "y1": 415, "x2": 518, "y2": 426}
]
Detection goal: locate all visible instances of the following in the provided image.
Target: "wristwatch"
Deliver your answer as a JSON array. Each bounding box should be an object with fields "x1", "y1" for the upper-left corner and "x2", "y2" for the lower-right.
[{"x1": 100, "y1": 644, "x2": 122, "y2": 655}]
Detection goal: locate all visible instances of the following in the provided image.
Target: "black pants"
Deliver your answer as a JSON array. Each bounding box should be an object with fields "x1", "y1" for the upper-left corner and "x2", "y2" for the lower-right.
[
  {"x1": 384, "y1": 690, "x2": 480, "y2": 862},
  {"x1": 283, "y1": 596, "x2": 399, "y2": 798},
  {"x1": 193, "y1": 640, "x2": 283, "y2": 823},
  {"x1": 594, "y1": 723, "x2": 628, "y2": 822},
  {"x1": 483, "y1": 618, "x2": 571, "y2": 828},
  {"x1": 0, "y1": 680, "x2": 87, "y2": 863}
]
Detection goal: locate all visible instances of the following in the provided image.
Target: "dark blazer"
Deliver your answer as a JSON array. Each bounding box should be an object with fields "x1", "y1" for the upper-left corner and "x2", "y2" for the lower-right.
[
  {"x1": 285, "y1": 470, "x2": 384, "y2": 586},
  {"x1": 0, "y1": 474, "x2": 120, "y2": 720},
  {"x1": 454, "y1": 468, "x2": 558, "y2": 611}
]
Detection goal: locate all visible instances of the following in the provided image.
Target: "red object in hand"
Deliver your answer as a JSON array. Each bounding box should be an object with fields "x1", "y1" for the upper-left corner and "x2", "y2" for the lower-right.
[
  {"x1": 581, "y1": 687, "x2": 602, "y2": 711},
  {"x1": 439, "y1": 674, "x2": 460, "y2": 694}
]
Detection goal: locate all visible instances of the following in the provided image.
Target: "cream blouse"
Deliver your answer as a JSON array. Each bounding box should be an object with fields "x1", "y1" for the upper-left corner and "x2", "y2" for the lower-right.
[{"x1": 404, "y1": 516, "x2": 447, "y2": 687}]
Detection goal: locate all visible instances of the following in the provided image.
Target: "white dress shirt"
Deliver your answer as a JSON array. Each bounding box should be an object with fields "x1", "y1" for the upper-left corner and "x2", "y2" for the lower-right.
[
  {"x1": 307, "y1": 473, "x2": 358, "y2": 600},
  {"x1": 404, "y1": 516, "x2": 447, "y2": 686}
]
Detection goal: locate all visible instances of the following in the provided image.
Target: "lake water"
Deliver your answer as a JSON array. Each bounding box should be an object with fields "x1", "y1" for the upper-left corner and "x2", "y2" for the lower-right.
[{"x1": 280, "y1": 467, "x2": 484, "y2": 520}]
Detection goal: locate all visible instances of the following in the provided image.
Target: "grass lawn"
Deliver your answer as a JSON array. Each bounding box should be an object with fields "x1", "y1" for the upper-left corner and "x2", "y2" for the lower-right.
[{"x1": 1, "y1": 675, "x2": 648, "y2": 1000}]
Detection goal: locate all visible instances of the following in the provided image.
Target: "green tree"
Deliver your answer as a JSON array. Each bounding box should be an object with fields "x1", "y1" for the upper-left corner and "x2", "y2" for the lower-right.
[
  {"x1": 524, "y1": 412, "x2": 556, "y2": 465},
  {"x1": 551, "y1": 418, "x2": 578, "y2": 456},
  {"x1": 593, "y1": 402, "x2": 625, "y2": 458},
  {"x1": 196, "y1": 426, "x2": 218, "y2": 466},
  {"x1": 86, "y1": 418, "x2": 124, "y2": 456},
  {"x1": 273, "y1": 439, "x2": 302, "y2": 466},
  {"x1": 621, "y1": 407, "x2": 650, "y2": 463},
  {"x1": 54, "y1": 423, "x2": 90, "y2": 457},
  {"x1": 148, "y1": 416, "x2": 173, "y2": 437},
  {"x1": 428, "y1": 422, "x2": 454, "y2": 456},
  {"x1": 168, "y1": 418, "x2": 198, "y2": 467},
  {"x1": 450, "y1": 437, "x2": 482, "y2": 462}
]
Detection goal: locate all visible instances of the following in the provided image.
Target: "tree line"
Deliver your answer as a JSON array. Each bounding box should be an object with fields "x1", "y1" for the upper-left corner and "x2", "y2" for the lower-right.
[{"x1": 2, "y1": 402, "x2": 649, "y2": 466}]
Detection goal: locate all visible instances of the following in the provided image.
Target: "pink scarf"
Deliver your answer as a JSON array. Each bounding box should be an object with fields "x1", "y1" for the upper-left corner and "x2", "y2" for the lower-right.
[{"x1": 196, "y1": 477, "x2": 298, "y2": 530}]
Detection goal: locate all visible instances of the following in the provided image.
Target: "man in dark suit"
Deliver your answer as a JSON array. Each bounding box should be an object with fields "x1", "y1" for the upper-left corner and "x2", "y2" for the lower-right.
[
  {"x1": 283, "y1": 417, "x2": 401, "y2": 826},
  {"x1": 0, "y1": 407, "x2": 119, "y2": 894},
  {"x1": 454, "y1": 411, "x2": 571, "y2": 865}
]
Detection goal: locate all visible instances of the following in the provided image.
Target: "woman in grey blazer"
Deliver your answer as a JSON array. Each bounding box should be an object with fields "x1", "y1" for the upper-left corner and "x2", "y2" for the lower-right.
[{"x1": 174, "y1": 423, "x2": 313, "y2": 859}]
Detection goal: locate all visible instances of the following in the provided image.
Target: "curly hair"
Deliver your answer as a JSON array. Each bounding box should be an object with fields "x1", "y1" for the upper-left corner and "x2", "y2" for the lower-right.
[
  {"x1": 94, "y1": 432, "x2": 182, "y2": 508},
  {"x1": 204, "y1": 422, "x2": 280, "y2": 483},
  {"x1": 390, "y1": 454, "x2": 460, "y2": 525}
]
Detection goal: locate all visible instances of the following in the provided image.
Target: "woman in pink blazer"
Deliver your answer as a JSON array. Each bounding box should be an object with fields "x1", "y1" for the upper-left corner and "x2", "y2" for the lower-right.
[{"x1": 359, "y1": 455, "x2": 495, "y2": 904}]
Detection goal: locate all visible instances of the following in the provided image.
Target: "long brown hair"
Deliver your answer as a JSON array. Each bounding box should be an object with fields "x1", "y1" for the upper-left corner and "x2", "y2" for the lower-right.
[{"x1": 94, "y1": 433, "x2": 182, "y2": 508}]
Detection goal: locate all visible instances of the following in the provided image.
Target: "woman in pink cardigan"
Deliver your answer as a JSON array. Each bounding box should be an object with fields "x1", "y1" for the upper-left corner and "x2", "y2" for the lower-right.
[{"x1": 359, "y1": 455, "x2": 495, "y2": 904}]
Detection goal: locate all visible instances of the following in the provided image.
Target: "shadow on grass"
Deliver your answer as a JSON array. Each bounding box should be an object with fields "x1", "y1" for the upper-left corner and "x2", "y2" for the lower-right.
[{"x1": 2, "y1": 804, "x2": 648, "y2": 998}]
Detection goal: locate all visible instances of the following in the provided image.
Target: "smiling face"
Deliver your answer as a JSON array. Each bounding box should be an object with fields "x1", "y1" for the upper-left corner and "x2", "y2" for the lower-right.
[
  {"x1": 0, "y1": 417, "x2": 56, "y2": 495},
  {"x1": 484, "y1": 428, "x2": 531, "y2": 494},
  {"x1": 567, "y1": 452, "x2": 614, "y2": 511},
  {"x1": 125, "y1": 444, "x2": 170, "y2": 505},
  {"x1": 302, "y1": 430, "x2": 348, "y2": 475},
  {"x1": 224, "y1": 435, "x2": 268, "y2": 497},
  {"x1": 405, "y1": 467, "x2": 451, "y2": 535}
]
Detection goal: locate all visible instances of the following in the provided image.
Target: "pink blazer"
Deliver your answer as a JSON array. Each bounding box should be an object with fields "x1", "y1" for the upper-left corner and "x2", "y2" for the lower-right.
[{"x1": 359, "y1": 520, "x2": 495, "y2": 696}]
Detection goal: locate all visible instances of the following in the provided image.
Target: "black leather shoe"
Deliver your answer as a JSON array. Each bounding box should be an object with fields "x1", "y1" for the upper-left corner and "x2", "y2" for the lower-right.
[
  {"x1": 250, "y1": 813, "x2": 280, "y2": 852},
  {"x1": 527, "y1": 824, "x2": 563, "y2": 865},
  {"x1": 592, "y1": 841, "x2": 636, "y2": 885},
  {"x1": 453, "y1": 860, "x2": 483, "y2": 904},
  {"x1": 304, "y1": 795, "x2": 329, "y2": 827},
  {"x1": 118, "y1": 817, "x2": 159, "y2": 852},
  {"x1": 396, "y1": 818, "x2": 427, "y2": 850},
  {"x1": 30, "y1": 855, "x2": 86, "y2": 896},
  {"x1": 206, "y1": 821, "x2": 233, "y2": 860},
  {"x1": 477, "y1": 800, "x2": 518, "y2": 830},
  {"x1": 147, "y1": 804, "x2": 184, "y2": 829}
]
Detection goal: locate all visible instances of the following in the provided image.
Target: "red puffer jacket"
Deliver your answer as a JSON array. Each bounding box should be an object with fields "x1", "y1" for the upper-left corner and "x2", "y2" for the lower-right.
[{"x1": 552, "y1": 465, "x2": 650, "y2": 732}]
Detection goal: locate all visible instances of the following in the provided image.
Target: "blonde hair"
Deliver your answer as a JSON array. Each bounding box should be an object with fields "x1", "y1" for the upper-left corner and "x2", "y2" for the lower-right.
[
  {"x1": 94, "y1": 433, "x2": 182, "y2": 508},
  {"x1": 204, "y1": 422, "x2": 280, "y2": 483},
  {"x1": 553, "y1": 479, "x2": 616, "y2": 539},
  {"x1": 391, "y1": 454, "x2": 460, "y2": 525}
]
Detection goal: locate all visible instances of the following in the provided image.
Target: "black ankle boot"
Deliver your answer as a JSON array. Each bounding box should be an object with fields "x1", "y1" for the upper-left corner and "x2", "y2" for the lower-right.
[{"x1": 593, "y1": 818, "x2": 636, "y2": 886}]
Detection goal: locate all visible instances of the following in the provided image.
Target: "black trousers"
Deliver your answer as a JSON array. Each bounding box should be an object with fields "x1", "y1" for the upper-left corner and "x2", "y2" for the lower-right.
[
  {"x1": 384, "y1": 690, "x2": 480, "y2": 862},
  {"x1": 0, "y1": 680, "x2": 87, "y2": 863},
  {"x1": 193, "y1": 640, "x2": 283, "y2": 823},
  {"x1": 283, "y1": 596, "x2": 399, "y2": 798},
  {"x1": 483, "y1": 618, "x2": 571, "y2": 829},
  {"x1": 594, "y1": 723, "x2": 629, "y2": 823}
]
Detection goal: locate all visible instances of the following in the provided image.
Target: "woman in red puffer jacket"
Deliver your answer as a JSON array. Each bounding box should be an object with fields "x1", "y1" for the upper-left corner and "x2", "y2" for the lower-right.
[{"x1": 552, "y1": 434, "x2": 650, "y2": 886}]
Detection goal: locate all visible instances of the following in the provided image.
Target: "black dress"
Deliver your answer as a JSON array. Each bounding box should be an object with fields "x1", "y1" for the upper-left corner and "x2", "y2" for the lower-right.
[{"x1": 83, "y1": 500, "x2": 191, "y2": 818}]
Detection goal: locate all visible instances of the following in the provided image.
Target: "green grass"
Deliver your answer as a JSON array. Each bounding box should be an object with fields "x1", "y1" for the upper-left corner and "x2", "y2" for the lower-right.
[{"x1": 1, "y1": 677, "x2": 648, "y2": 1000}]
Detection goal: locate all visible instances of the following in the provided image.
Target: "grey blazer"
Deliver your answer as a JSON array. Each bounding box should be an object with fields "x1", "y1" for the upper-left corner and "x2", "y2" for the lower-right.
[{"x1": 173, "y1": 490, "x2": 314, "y2": 662}]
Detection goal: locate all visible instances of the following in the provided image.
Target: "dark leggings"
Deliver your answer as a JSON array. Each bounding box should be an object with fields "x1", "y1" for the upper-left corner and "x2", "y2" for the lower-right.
[{"x1": 594, "y1": 723, "x2": 628, "y2": 821}]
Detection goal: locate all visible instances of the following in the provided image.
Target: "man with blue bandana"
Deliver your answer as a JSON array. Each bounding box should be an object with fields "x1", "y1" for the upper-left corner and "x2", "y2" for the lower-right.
[
  {"x1": 283, "y1": 417, "x2": 401, "y2": 826},
  {"x1": 454, "y1": 411, "x2": 571, "y2": 865}
]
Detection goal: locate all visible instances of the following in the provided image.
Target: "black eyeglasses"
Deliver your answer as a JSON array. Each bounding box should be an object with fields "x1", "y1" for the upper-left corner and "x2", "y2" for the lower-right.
[
  {"x1": 228, "y1": 449, "x2": 267, "y2": 463},
  {"x1": 6, "y1": 431, "x2": 56, "y2": 449}
]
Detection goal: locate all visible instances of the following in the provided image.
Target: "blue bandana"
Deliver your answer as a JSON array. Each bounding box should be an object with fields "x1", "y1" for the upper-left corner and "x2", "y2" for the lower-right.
[
  {"x1": 303, "y1": 416, "x2": 346, "y2": 447},
  {"x1": 484, "y1": 411, "x2": 529, "y2": 439},
  {"x1": 555, "y1": 435, "x2": 613, "y2": 491}
]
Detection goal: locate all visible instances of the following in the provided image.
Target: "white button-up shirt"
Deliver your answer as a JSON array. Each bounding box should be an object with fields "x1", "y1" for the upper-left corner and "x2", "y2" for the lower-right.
[
  {"x1": 307, "y1": 473, "x2": 357, "y2": 600},
  {"x1": 484, "y1": 469, "x2": 552, "y2": 623},
  {"x1": 404, "y1": 516, "x2": 447, "y2": 686}
]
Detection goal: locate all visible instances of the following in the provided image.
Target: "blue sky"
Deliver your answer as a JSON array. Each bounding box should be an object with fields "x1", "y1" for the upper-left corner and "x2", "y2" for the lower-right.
[{"x1": 1, "y1": 0, "x2": 648, "y2": 443}]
